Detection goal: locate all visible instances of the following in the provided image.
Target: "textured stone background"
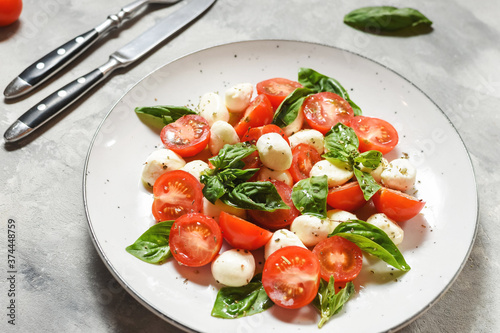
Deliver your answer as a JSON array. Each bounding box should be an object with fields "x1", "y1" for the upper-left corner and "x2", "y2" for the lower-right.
[{"x1": 0, "y1": 0, "x2": 498, "y2": 332}]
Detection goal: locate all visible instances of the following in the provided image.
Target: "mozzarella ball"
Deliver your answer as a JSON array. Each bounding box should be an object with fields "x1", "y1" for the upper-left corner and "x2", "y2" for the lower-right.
[
  {"x1": 370, "y1": 157, "x2": 389, "y2": 183},
  {"x1": 264, "y1": 229, "x2": 307, "y2": 259},
  {"x1": 141, "y1": 149, "x2": 186, "y2": 187},
  {"x1": 366, "y1": 213, "x2": 404, "y2": 246},
  {"x1": 380, "y1": 158, "x2": 417, "y2": 192},
  {"x1": 282, "y1": 110, "x2": 304, "y2": 137},
  {"x1": 288, "y1": 129, "x2": 325, "y2": 155},
  {"x1": 256, "y1": 167, "x2": 293, "y2": 187},
  {"x1": 211, "y1": 249, "x2": 255, "y2": 287},
  {"x1": 202, "y1": 197, "x2": 246, "y2": 222},
  {"x1": 224, "y1": 83, "x2": 254, "y2": 113},
  {"x1": 197, "y1": 92, "x2": 230, "y2": 126},
  {"x1": 209, "y1": 120, "x2": 240, "y2": 155},
  {"x1": 309, "y1": 160, "x2": 353, "y2": 187},
  {"x1": 180, "y1": 160, "x2": 209, "y2": 181},
  {"x1": 256, "y1": 133, "x2": 293, "y2": 171},
  {"x1": 290, "y1": 215, "x2": 330, "y2": 247},
  {"x1": 326, "y1": 209, "x2": 357, "y2": 232}
]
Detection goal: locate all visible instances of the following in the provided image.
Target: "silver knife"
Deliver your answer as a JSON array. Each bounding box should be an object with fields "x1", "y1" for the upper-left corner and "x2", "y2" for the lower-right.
[
  {"x1": 3, "y1": 0, "x2": 181, "y2": 100},
  {"x1": 4, "y1": 0, "x2": 216, "y2": 143}
]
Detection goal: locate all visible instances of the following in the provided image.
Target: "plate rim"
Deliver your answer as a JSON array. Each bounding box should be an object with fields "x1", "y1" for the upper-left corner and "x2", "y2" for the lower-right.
[{"x1": 82, "y1": 38, "x2": 479, "y2": 333}]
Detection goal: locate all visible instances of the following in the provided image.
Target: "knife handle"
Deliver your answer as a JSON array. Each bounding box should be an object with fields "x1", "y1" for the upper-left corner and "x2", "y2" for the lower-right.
[{"x1": 18, "y1": 29, "x2": 100, "y2": 90}]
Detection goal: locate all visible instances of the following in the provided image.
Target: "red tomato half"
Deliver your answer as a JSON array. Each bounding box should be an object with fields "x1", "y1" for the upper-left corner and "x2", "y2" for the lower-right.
[
  {"x1": 248, "y1": 180, "x2": 300, "y2": 230},
  {"x1": 372, "y1": 187, "x2": 425, "y2": 222},
  {"x1": 312, "y1": 236, "x2": 363, "y2": 282},
  {"x1": 169, "y1": 213, "x2": 222, "y2": 267},
  {"x1": 152, "y1": 170, "x2": 203, "y2": 222},
  {"x1": 0, "y1": 0, "x2": 22, "y2": 26},
  {"x1": 160, "y1": 115, "x2": 210, "y2": 157},
  {"x1": 233, "y1": 94, "x2": 274, "y2": 138},
  {"x1": 241, "y1": 124, "x2": 290, "y2": 145},
  {"x1": 301, "y1": 92, "x2": 354, "y2": 135},
  {"x1": 262, "y1": 246, "x2": 320, "y2": 309},
  {"x1": 289, "y1": 143, "x2": 322, "y2": 183},
  {"x1": 219, "y1": 211, "x2": 273, "y2": 251},
  {"x1": 256, "y1": 78, "x2": 303, "y2": 110},
  {"x1": 327, "y1": 181, "x2": 367, "y2": 212},
  {"x1": 350, "y1": 116, "x2": 399, "y2": 155}
]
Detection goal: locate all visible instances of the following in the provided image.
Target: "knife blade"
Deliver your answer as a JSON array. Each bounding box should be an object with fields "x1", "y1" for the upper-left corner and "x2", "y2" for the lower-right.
[{"x1": 4, "y1": 0, "x2": 216, "y2": 143}]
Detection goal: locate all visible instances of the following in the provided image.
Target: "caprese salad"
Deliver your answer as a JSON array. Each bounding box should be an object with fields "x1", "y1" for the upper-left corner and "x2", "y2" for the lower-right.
[{"x1": 126, "y1": 68, "x2": 425, "y2": 328}]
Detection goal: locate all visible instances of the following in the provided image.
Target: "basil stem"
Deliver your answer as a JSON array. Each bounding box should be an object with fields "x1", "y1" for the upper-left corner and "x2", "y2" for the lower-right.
[
  {"x1": 211, "y1": 274, "x2": 274, "y2": 319},
  {"x1": 344, "y1": 6, "x2": 432, "y2": 32},
  {"x1": 125, "y1": 220, "x2": 174, "y2": 264},
  {"x1": 331, "y1": 220, "x2": 411, "y2": 271},
  {"x1": 313, "y1": 277, "x2": 355, "y2": 328},
  {"x1": 291, "y1": 175, "x2": 328, "y2": 218}
]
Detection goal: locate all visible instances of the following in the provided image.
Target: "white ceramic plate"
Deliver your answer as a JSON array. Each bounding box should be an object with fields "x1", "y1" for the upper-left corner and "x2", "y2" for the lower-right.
[{"x1": 83, "y1": 40, "x2": 478, "y2": 333}]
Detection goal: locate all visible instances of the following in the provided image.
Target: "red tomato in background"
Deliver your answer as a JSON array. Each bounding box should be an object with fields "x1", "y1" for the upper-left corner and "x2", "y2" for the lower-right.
[
  {"x1": 262, "y1": 246, "x2": 320, "y2": 309},
  {"x1": 247, "y1": 180, "x2": 300, "y2": 230},
  {"x1": 302, "y1": 92, "x2": 354, "y2": 134},
  {"x1": 160, "y1": 115, "x2": 210, "y2": 157},
  {"x1": 327, "y1": 181, "x2": 367, "y2": 212},
  {"x1": 0, "y1": 0, "x2": 22, "y2": 26},
  {"x1": 169, "y1": 213, "x2": 222, "y2": 267},
  {"x1": 350, "y1": 116, "x2": 399, "y2": 155},
  {"x1": 152, "y1": 170, "x2": 203, "y2": 222},
  {"x1": 219, "y1": 211, "x2": 272, "y2": 250},
  {"x1": 233, "y1": 94, "x2": 274, "y2": 137},
  {"x1": 289, "y1": 143, "x2": 322, "y2": 183},
  {"x1": 312, "y1": 235, "x2": 363, "y2": 282},
  {"x1": 241, "y1": 124, "x2": 290, "y2": 145},
  {"x1": 256, "y1": 78, "x2": 303, "y2": 110},
  {"x1": 372, "y1": 187, "x2": 425, "y2": 222}
]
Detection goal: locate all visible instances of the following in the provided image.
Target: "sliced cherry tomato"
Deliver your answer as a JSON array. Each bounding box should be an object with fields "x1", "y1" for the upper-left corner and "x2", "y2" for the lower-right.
[
  {"x1": 233, "y1": 94, "x2": 274, "y2": 138},
  {"x1": 152, "y1": 170, "x2": 203, "y2": 222},
  {"x1": 350, "y1": 116, "x2": 399, "y2": 155},
  {"x1": 241, "y1": 150, "x2": 261, "y2": 169},
  {"x1": 0, "y1": 0, "x2": 22, "y2": 26},
  {"x1": 247, "y1": 180, "x2": 300, "y2": 230},
  {"x1": 312, "y1": 236, "x2": 363, "y2": 282},
  {"x1": 169, "y1": 213, "x2": 222, "y2": 267},
  {"x1": 241, "y1": 124, "x2": 290, "y2": 145},
  {"x1": 256, "y1": 78, "x2": 303, "y2": 110},
  {"x1": 160, "y1": 115, "x2": 210, "y2": 157},
  {"x1": 372, "y1": 187, "x2": 425, "y2": 222},
  {"x1": 219, "y1": 211, "x2": 273, "y2": 250},
  {"x1": 301, "y1": 92, "x2": 354, "y2": 135},
  {"x1": 327, "y1": 181, "x2": 367, "y2": 212},
  {"x1": 289, "y1": 143, "x2": 322, "y2": 183},
  {"x1": 262, "y1": 246, "x2": 320, "y2": 309}
]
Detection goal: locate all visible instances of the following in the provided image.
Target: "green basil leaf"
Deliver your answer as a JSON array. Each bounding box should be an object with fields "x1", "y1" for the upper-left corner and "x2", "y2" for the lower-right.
[
  {"x1": 208, "y1": 143, "x2": 256, "y2": 171},
  {"x1": 291, "y1": 175, "x2": 328, "y2": 218},
  {"x1": 211, "y1": 274, "x2": 274, "y2": 319},
  {"x1": 324, "y1": 123, "x2": 359, "y2": 154},
  {"x1": 344, "y1": 6, "x2": 433, "y2": 32},
  {"x1": 322, "y1": 150, "x2": 352, "y2": 165},
  {"x1": 125, "y1": 221, "x2": 174, "y2": 264},
  {"x1": 298, "y1": 68, "x2": 362, "y2": 116},
  {"x1": 200, "y1": 174, "x2": 227, "y2": 204},
  {"x1": 313, "y1": 277, "x2": 355, "y2": 328},
  {"x1": 331, "y1": 220, "x2": 411, "y2": 271},
  {"x1": 272, "y1": 87, "x2": 313, "y2": 127},
  {"x1": 354, "y1": 150, "x2": 382, "y2": 170},
  {"x1": 353, "y1": 167, "x2": 381, "y2": 200},
  {"x1": 134, "y1": 105, "x2": 197, "y2": 125},
  {"x1": 222, "y1": 181, "x2": 289, "y2": 212}
]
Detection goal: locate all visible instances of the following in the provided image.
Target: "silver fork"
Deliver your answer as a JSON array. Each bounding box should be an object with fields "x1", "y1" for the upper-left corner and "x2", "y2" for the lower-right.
[{"x1": 4, "y1": 0, "x2": 181, "y2": 99}]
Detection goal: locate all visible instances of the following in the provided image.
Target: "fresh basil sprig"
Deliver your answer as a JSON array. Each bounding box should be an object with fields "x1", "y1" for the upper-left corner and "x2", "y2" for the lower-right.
[
  {"x1": 331, "y1": 220, "x2": 411, "y2": 271},
  {"x1": 134, "y1": 105, "x2": 197, "y2": 126},
  {"x1": 291, "y1": 175, "x2": 328, "y2": 218},
  {"x1": 298, "y1": 68, "x2": 362, "y2": 116},
  {"x1": 313, "y1": 277, "x2": 355, "y2": 328},
  {"x1": 344, "y1": 6, "x2": 432, "y2": 32},
  {"x1": 211, "y1": 274, "x2": 274, "y2": 319},
  {"x1": 125, "y1": 220, "x2": 174, "y2": 264},
  {"x1": 223, "y1": 181, "x2": 290, "y2": 212},
  {"x1": 323, "y1": 123, "x2": 382, "y2": 200}
]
